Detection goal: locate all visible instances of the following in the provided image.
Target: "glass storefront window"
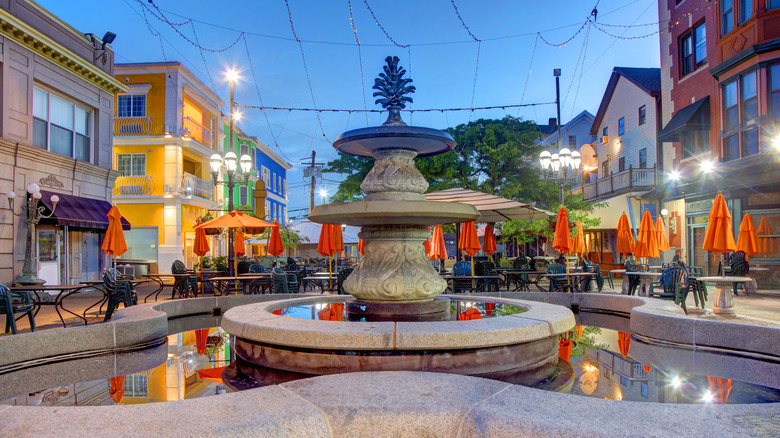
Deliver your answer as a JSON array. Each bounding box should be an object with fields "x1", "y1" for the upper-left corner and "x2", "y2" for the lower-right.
[{"x1": 119, "y1": 227, "x2": 158, "y2": 261}]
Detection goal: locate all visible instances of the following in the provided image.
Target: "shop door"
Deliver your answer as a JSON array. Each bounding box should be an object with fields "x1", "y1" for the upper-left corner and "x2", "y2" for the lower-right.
[
  {"x1": 82, "y1": 232, "x2": 102, "y2": 282},
  {"x1": 688, "y1": 224, "x2": 716, "y2": 276},
  {"x1": 37, "y1": 227, "x2": 60, "y2": 285}
]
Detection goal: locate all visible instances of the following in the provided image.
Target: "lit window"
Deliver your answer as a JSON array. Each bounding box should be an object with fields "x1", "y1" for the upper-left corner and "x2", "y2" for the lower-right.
[
  {"x1": 33, "y1": 86, "x2": 92, "y2": 162},
  {"x1": 602, "y1": 127, "x2": 608, "y2": 143},
  {"x1": 117, "y1": 94, "x2": 146, "y2": 117}
]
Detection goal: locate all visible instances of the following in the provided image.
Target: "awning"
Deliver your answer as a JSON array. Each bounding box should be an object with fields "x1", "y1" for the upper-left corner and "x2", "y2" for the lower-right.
[
  {"x1": 37, "y1": 191, "x2": 131, "y2": 231},
  {"x1": 658, "y1": 96, "x2": 709, "y2": 142},
  {"x1": 425, "y1": 188, "x2": 554, "y2": 222}
]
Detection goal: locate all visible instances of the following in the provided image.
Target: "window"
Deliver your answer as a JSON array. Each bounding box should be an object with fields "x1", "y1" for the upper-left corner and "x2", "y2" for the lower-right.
[
  {"x1": 602, "y1": 127, "x2": 608, "y2": 143},
  {"x1": 681, "y1": 128, "x2": 707, "y2": 159},
  {"x1": 694, "y1": 22, "x2": 706, "y2": 66},
  {"x1": 117, "y1": 94, "x2": 146, "y2": 117},
  {"x1": 724, "y1": 134, "x2": 740, "y2": 161},
  {"x1": 568, "y1": 135, "x2": 577, "y2": 148},
  {"x1": 738, "y1": 0, "x2": 751, "y2": 25},
  {"x1": 723, "y1": 80, "x2": 739, "y2": 132},
  {"x1": 722, "y1": 0, "x2": 733, "y2": 35},
  {"x1": 639, "y1": 148, "x2": 647, "y2": 168},
  {"x1": 680, "y1": 22, "x2": 706, "y2": 76},
  {"x1": 618, "y1": 117, "x2": 625, "y2": 135},
  {"x1": 33, "y1": 87, "x2": 91, "y2": 162},
  {"x1": 641, "y1": 382, "x2": 648, "y2": 398},
  {"x1": 722, "y1": 71, "x2": 761, "y2": 161},
  {"x1": 261, "y1": 166, "x2": 270, "y2": 187},
  {"x1": 278, "y1": 175, "x2": 283, "y2": 194},
  {"x1": 123, "y1": 374, "x2": 149, "y2": 398},
  {"x1": 741, "y1": 71, "x2": 758, "y2": 123},
  {"x1": 618, "y1": 157, "x2": 626, "y2": 172},
  {"x1": 602, "y1": 159, "x2": 609, "y2": 178},
  {"x1": 240, "y1": 144, "x2": 249, "y2": 159},
  {"x1": 681, "y1": 34, "x2": 693, "y2": 75},
  {"x1": 771, "y1": 64, "x2": 780, "y2": 117},
  {"x1": 272, "y1": 172, "x2": 277, "y2": 192},
  {"x1": 770, "y1": 0, "x2": 780, "y2": 10},
  {"x1": 638, "y1": 106, "x2": 646, "y2": 126},
  {"x1": 239, "y1": 185, "x2": 249, "y2": 206},
  {"x1": 117, "y1": 153, "x2": 146, "y2": 176},
  {"x1": 264, "y1": 200, "x2": 271, "y2": 220}
]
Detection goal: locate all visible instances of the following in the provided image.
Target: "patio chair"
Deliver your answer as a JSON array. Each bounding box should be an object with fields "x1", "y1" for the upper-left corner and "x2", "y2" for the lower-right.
[
  {"x1": 729, "y1": 260, "x2": 750, "y2": 296},
  {"x1": 545, "y1": 263, "x2": 567, "y2": 292},
  {"x1": 248, "y1": 264, "x2": 264, "y2": 273},
  {"x1": 271, "y1": 267, "x2": 290, "y2": 294},
  {"x1": 648, "y1": 266, "x2": 689, "y2": 314},
  {"x1": 103, "y1": 269, "x2": 137, "y2": 321},
  {"x1": 171, "y1": 260, "x2": 198, "y2": 298},
  {"x1": 237, "y1": 261, "x2": 251, "y2": 275},
  {"x1": 581, "y1": 261, "x2": 604, "y2": 292},
  {"x1": 475, "y1": 261, "x2": 500, "y2": 291},
  {"x1": 512, "y1": 256, "x2": 529, "y2": 270},
  {"x1": 452, "y1": 261, "x2": 472, "y2": 293},
  {"x1": 624, "y1": 260, "x2": 645, "y2": 296},
  {"x1": 337, "y1": 267, "x2": 354, "y2": 295},
  {"x1": 0, "y1": 284, "x2": 36, "y2": 334}
]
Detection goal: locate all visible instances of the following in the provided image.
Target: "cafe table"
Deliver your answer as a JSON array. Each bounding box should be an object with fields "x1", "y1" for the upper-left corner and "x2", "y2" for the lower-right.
[
  {"x1": 207, "y1": 274, "x2": 271, "y2": 295},
  {"x1": 441, "y1": 275, "x2": 502, "y2": 293},
  {"x1": 743, "y1": 267, "x2": 768, "y2": 295},
  {"x1": 9, "y1": 284, "x2": 88, "y2": 327},
  {"x1": 697, "y1": 276, "x2": 752, "y2": 315},
  {"x1": 610, "y1": 269, "x2": 629, "y2": 294},
  {"x1": 143, "y1": 273, "x2": 194, "y2": 301},
  {"x1": 303, "y1": 275, "x2": 337, "y2": 293},
  {"x1": 624, "y1": 271, "x2": 663, "y2": 297},
  {"x1": 535, "y1": 272, "x2": 595, "y2": 293},
  {"x1": 497, "y1": 269, "x2": 547, "y2": 291}
]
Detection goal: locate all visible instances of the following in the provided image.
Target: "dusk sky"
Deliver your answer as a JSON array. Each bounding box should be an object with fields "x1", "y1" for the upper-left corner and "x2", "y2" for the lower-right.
[{"x1": 38, "y1": 0, "x2": 661, "y2": 218}]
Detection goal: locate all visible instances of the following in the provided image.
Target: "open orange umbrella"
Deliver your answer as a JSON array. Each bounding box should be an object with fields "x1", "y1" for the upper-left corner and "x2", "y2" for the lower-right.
[
  {"x1": 616, "y1": 213, "x2": 635, "y2": 255},
  {"x1": 193, "y1": 220, "x2": 210, "y2": 257},
  {"x1": 656, "y1": 217, "x2": 670, "y2": 253},
  {"x1": 552, "y1": 207, "x2": 572, "y2": 255},
  {"x1": 702, "y1": 193, "x2": 736, "y2": 255},
  {"x1": 195, "y1": 210, "x2": 276, "y2": 235},
  {"x1": 757, "y1": 217, "x2": 776, "y2": 256},
  {"x1": 234, "y1": 229, "x2": 245, "y2": 258},
  {"x1": 429, "y1": 225, "x2": 448, "y2": 261},
  {"x1": 109, "y1": 376, "x2": 125, "y2": 404},
  {"x1": 617, "y1": 331, "x2": 631, "y2": 358},
  {"x1": 559, "y1": 338, "x2": 573, "y2": 362},
  {"x1": 634, "y1": 211, "x2": 659, "y2": 260},
  {"x1": 358, "y1": 227, "x2": 366, "y2": 256},
  {"x1": 708, "y1": 376, "x2": 733, "y2": 404},
  {"x1": 102, "y1": 205, "x2": 128, "y2": 257},
  {"x1": 736, "y1": 213, "x2": 758, "y2": 260},
  {"x1": 267, "y1": 220, "x2": 284, "y2": 257},
  {"x1": 195, "y1": 328, "x2": 209, "y2": 355},
  {"x1": 197, "y1": 366, "x2": 227, "y2": 384},
  {"x1": 483, "y1": 224, "x2": 498, "y2": 257},
  {"x1": 572, "y1": 220, "x2": 586, "y2": 256}
]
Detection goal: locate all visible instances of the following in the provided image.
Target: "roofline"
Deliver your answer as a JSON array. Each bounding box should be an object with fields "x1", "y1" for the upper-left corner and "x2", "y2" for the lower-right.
[
  {"x1": 116, "y1": 61, "x2": 222, "y2": 106},
  {"x1": 590, "y1": 68, "x2": 660, "y2": 135}
]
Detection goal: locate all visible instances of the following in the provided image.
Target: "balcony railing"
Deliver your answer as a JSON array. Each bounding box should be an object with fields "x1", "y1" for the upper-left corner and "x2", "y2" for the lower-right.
[
  {"x1": 571, "y1": 165, "x2": 656, "y2": 201},
  {"x1": 113, "y1": 175, "x2": 155, "y2": 196},
  {"x1": 182, "y1": 116, "x2": 213, "y2": 146},
  {"x1": 114, "y1": 116, "x2": 154, "y2": 136},
  {"x1": 181, "y1": 172, "x2": 213, "y2": 200}
]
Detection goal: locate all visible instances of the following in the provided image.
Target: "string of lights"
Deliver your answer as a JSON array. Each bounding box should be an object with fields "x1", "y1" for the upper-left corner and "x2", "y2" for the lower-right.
[
  {"x1": 569, "y1": 23, "x2": 592, "y2": 119},
  {"x1": 448, "y1": 0, "x2": 480, "y2": 122},
  {"x1": 237, "y1": 102, "x2": 555, "y2": 113},
  {"x1": 190, "y1": 21, "x2": 217, "y2": 94},
  {"x1": 538, "y1": 20, "x2": 588, "y2": 47},
  {"x1": 591, "y1": 20, "x2": 659, "y2": 40},
  {"x1": 362, "y1": 0, "x2": 408, "y2": 48},
  {"x1": 562, "y1": 21, "x2": 590, "y2": 109},
  {"x1": 347, "y1": 0, "x2": 370, "y2": 124},
  {"x1": 517, "y1": 33, "x2": 539, "y2": 118},
  {"x1": 242, "y1": 34, "x2": 281, "y2": 153},
  {"x1": 450, "y1": 0, "x2": 480, "y2": 42},
  {"x1": 139, "y1": 0, "x2": 244, "y2": 53}
]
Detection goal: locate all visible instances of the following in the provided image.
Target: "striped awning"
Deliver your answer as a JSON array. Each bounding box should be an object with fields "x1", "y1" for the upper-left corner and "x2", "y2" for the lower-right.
[{"x1": 425, "y1": 188, "x2": 554, "y2": 223}]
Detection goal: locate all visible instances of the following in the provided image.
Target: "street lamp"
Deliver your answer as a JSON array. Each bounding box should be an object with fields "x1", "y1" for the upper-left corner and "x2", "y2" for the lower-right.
[
  {"x1": 6, "y1": 184, "x2": 59, "y2": 285},
  {"x1": 318, "y1": 187, "x2": 328, "y2": 204},
  {"x1": 539, "y1": 147, "x2": 581, "y2": 206}
]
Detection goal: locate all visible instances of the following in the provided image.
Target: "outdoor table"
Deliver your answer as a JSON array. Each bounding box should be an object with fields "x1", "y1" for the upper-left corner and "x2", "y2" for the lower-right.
[
  {"x1": 207, "y1": 275, "x2": 271, "y2": 295},
  {"x1": 744, "y1": 267, "x2": 769, "y2": 295},
  {"x1": 143, "y1": 274, "x2": 193, "y2": 301},
  {"x1": 536, "y1": 272, "x2": 595, "y2": 293},
  {"x1": 80, "y1": 278, "x2": 150, "y2": 316},
  {"x1": 697, "y1": 276, "x2": 752, "y2": 315},
  {"x1": 303, "y1": 275, "x2": 337, "y2": 293},
  {"x1": 610, "y1": 269, "x2": 630, "y2": 294},
  {"x1": 9, "y1": 284, "x2": 88, "y2": 327},
  {"x1": 622, "y1": 271, "x2": 663, "y2": 297},
  {"x1": 441, "y1": 275, "x2": 502, "y2": 293},
  {"x1": 497, "y1": 270, "x2": 547, "y2": 291}
]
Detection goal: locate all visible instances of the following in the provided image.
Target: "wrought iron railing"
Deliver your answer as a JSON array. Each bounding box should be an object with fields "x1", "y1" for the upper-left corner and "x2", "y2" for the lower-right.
[
  {"x1": 113, "y1": 175, "x2": 155, "y2": 196},
  {"x1": 182, "y1": 116, "x2": 213, "y2": 146},
  {"x1": 113, "y1": 116, "x2": 154, "y2": 136},
  {"x1": 181, "y1": 172, "x2": 213, "y2": 200},
  {"x1": 571, "y1": 165, "x2": 656, "y2": 201}
]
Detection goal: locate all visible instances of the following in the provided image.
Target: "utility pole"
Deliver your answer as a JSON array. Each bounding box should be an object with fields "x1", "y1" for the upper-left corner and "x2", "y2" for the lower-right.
[
  {"x1": 554, "y1": 68, "x2": 564, "y2": 207},
  {"x1": 310, "y1": 151, "x2": 316, "y2": 212}
]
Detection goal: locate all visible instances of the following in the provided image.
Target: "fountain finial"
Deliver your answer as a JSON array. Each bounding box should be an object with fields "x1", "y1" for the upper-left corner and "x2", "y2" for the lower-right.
[{"x1": 373, "y1": 56, "x2": 415, "y2": 126}]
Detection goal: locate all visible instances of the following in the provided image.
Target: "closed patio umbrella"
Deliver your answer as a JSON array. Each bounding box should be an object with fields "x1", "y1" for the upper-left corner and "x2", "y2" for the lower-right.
[
  {"x1": 234, "y1": 229, "x2": 245, "y2": 258},
  {"x1": 358, "y1": 234, "x2": 366, "y2": 256},
  {"x1": 429, "y1": 225, "x2": 448, "y2": 261},
  {"x1": 736, "y1": 213, "x2": 758, "y2": 260},
  {"x1": 194, "y1": 328, "x2": 209, "y2": 355},
  {"x1": 423, "y1": 226, "x2": 432, "y2": 256},
  {"x1": 317, "y1": 302, "x2": 345, "y2": 321},
  {"x1": 702, "y1": 193, "x2": 736, "y2": 255},
  {"x1": 634, "y1": 211, "x2": 659, "y2": 260},
  {"x1": 334, "y1": 224, "x2": 345, "y2": 258},
  {"x1": 616, "y1": 213, "x2": 635, "y2": 256},
  {"x1": 483, "y1": 224, "x2": 498, "y2": 260},
  {"x1": 757, "y1": 217, "x2": 776, "y2": 256},
  {"x1": 553, "y1": 207, "x2": 572, "y2": 280},
  {"x1": 458, "y1": 221, "x2": 481, "y2": 280},
  {"x1": 193, "y1": 220, "x2": 210, "y2": 258},
  {"x1": 484, "y1": 302, "x2": 495, "y2": 315},
  {"x1": 643, "y1": 364, "x2": 652, "y2": 373},
  {"x1": 102, "y1": 205, "x2": 128, "y2": 270},
  {"x1": 707, "y1": 376, "x2": 733, "y2": 404},
  {"x1": 572, "y1": 220, "x2": 586, "y2": 257},
  {"x1": 109, "y1": 376, "x2": 125, "y2": 404},
  {"x1": 559, "y1": 338, "x2": 573, "y2": 362},
  {"x1": 655, "y1": 217, "x2": 670, "y2": 253},
  {"x1": 317, "y1": 224, "x2": 337, "y2": 277},
  {"x1": 267, "y1": 220, "x2": 284, "y2": 259},
  {"x1": 575, "y1": 325, "x2": 584, "y2": 339},
  {"x1": 617, "y1": 331, "x2": 631, "y2": 358}
]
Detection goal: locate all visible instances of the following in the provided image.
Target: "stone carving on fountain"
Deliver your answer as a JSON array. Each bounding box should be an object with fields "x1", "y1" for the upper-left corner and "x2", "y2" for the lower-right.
[{"x1": 308, "y1": 56, "x2": 480, "y2": 305}]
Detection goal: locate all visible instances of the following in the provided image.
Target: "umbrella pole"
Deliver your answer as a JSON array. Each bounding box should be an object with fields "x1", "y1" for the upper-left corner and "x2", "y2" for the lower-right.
[
  {"x1": 566, "y1": 253, "x2": 571, "y2": 286},
  {"x1": 471, "y1": 255, "x2": 475, "y2": 290}
]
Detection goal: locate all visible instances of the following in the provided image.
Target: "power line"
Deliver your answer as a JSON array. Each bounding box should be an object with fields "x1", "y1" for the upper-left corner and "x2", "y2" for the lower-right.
[{"x1": 238, "y1": 102, "x2": 555, "y2": 113}]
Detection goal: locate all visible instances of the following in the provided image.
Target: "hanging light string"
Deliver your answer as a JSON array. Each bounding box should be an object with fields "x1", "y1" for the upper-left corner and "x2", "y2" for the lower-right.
[
  {"x1": 449, "y1": 0, "x2": 481, "y2": 122},
  {"x1": 518, "y1": 34, "x2": 539, "y2": 118},
  {"x1": 190, "y1": 21, "x2": 217, "y2": 94},
  {"x1": 569, "y1": 23, "x2": 592, "y2": 120},
  {"x1": 591, "y1": 20, "x2": 659, "y2": 40},
  {"x1": 139, "y1": 0, "x2": 244, "y2": 53},
  {"x1": 406, "y1": 45, "x2": 413, "y2": 125},
  {"x1": 237, "y1": 101, "x2": 555, "y2": 113},
  {"x1": 347, "y1": 0, "x2": 370, "y2": 124},
  {"x1": 563, "y1": 21, "x2": 592, "y2": 116},
  {"x1": 362, "y1": 0, "x2": 408, "y2": 48}
]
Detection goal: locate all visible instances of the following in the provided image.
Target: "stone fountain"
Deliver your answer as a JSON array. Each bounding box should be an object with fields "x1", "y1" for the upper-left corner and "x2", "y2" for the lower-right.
[{"x1": 222, "y1": 57, "x2": 574, "y2": 384}]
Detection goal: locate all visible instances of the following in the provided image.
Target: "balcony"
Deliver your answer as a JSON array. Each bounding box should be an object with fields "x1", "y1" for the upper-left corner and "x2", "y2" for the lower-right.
[
  {"x1": 182, "y1": 116, "x2": 213, "y2": 146},
  {"x1": 113, "y1": 175, "x2": 154, "y2": 196},
  {"x1": 180, "y1": 172, "x2": 213, "y2": 200},
  {"x1": 114, "y1": 116, "x2": 154, "y2": 136},
  {"x1": 571, "y1": 165, "x2": 656, "y2": 202}
]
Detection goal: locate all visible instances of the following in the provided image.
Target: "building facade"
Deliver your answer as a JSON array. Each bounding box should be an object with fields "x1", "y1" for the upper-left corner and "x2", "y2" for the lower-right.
[
  {"x1": 254, "y1": 137, "x2": 291, "y2": 224},
  {"x1": 658, "y1": 0, "x2": 780, "y2": 280},
  {"x1": 0, "y1": 0, "x2": 126, "y2": 284},
  {"x1": 112, "y1": 62, "x2": 222, "y2": 273}
]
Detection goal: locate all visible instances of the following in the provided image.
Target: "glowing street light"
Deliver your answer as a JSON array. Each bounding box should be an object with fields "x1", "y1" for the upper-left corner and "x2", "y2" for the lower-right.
[
  {"x1": 319, "y1": 187, "x2": 328, "y2": 202},
  {"x1": 701, "y1": 160, "x2": 715, "y2": 174}
]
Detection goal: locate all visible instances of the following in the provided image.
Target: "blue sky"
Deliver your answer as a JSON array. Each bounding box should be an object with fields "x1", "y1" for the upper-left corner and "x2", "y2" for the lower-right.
[{"x1": 37, "y1": 0, "x2": 660, "y2": 217}]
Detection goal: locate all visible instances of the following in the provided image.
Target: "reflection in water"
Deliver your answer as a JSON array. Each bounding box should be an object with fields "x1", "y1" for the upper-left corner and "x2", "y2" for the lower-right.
[{"x1": 281, "y1": 299, "x2": 525, "y2": 321}]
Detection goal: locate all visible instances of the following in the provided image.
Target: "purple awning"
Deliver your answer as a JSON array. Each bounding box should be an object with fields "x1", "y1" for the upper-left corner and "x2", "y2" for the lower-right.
[{"x1": 38, "y1": 191, "x2": 131, "y2": 231}]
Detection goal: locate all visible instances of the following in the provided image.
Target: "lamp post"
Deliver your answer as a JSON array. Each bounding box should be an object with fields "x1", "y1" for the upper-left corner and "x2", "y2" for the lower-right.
[{"x1": 6, "y1": 183, "x2": 59, "y2": 285}]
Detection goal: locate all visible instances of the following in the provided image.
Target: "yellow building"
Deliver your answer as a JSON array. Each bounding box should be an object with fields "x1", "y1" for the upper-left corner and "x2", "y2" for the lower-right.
[{"x1": 112, "y1": 62, "x2": 223, "y2": 273}]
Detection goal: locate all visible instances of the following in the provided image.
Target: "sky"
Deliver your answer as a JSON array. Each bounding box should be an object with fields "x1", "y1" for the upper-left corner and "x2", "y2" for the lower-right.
[{"x1": 37, "y1": 0, "x2": 661, "y2": 219}]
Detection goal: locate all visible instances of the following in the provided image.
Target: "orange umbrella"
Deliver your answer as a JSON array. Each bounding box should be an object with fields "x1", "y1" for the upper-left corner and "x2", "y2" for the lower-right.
[
  {"x1": 195, "y1": 210, "x2": 275, "y2": 235},
  {"x1": 334, "y1": 224, "x2": 345, "y2": 258},
  {"x1": 616, "y1": 213, "x2": 635, "y2": 255},
  {"x1": 234, "y1": 229, "x2": 245, "y2": 258},
  {"x1": 702, "y1": 193, "x2": 736, "y2": 254},
  {"x1": 559, "y1": 338, "x2": 573, "y2": 362},
  {"x1": 483, "y1": 224, "x2": 498, "y2": 256},
  {"x1": 757, "y1": 217, "x2": 776, "y2": 256},
  {"x1": 656, "y1": 217, "x2": 670, "y2": 253},
  {"x1": 267, "y1": 220, "x2": 284, "y2": 257},
  {"x1": 102, "y1": 206, "x2": 128, "y2": 257},
  {"x1": 572, "y1": 220, "x2": 586, "y2": 256},
  {"x1": 423, "y1": 226, "x2": 432, "y2": 255},
  {"x1": 736, "y1": 213, "x2": 758, "y2": 260},
  {"x1": 193, "y1": 220, "x2": 210, "y2": 257},
  {"x1": 484, "y1": 302, "x2": 495, "y2": 315},
  {"x1": 358, "y1": 227, "x2": 367, "y2": 256},
  {"x1": 194, "y1": 328, "x2": 209, "y2": 355},
  {"x1": 109, "y1": 376, "x2": 125, "y2": 404},
  {"x1": 708, "y1": 376, "x2": 732, "y2": 404},
  {"x1": 197, "y1": 366, "x2": 227, "y2": 384},
  {"x1": 457, "y1": 308, "x2": 482, "y2": 320},
  {"x1": 634, "y1": 211, "x2": 659, "y2": 260},
  {"x1": 643, "y1": 364, "x2": 652, "y2": 373},
  {"x1": 317, "y1": 224, "x2": 337, "y2": 257},
  {"x1": 575, "y1": 325, "x2": 584, "y2": 339},
  {"x1": 458, "y1": 221, "x2": 481, "y2": 256},
  {"x1": 552, "y1": 207, "x2": 572, "y2": 254},
  {"x1": 317, "y1": 303, "x2": 345, "y2": 321},
  {"x1": 617, "y1": 331, "x2": 631, "y2": 358},
  {"x1": 429, "y1": 225, "x2": 448, "y2": 261}
]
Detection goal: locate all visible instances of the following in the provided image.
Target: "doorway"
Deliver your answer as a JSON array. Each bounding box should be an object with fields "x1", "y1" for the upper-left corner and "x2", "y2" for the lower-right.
[
  {"x1": 82, "y1": 232, "x2": 102, "y2": 282},
  {"x1": 37, "y1": 227, "x2": 61, "y2": 285}
]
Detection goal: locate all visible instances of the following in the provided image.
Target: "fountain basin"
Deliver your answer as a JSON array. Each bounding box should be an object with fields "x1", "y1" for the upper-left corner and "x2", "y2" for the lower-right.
[
  {"x1": 308, "y1": 200, "x2": 480, "y2": 226},
  {"x1": 223, "y1": 295, "x2": 574, "y2": 384},
  {"x1": 333, "y1": 125, "x2": 456, "y2": 157}
]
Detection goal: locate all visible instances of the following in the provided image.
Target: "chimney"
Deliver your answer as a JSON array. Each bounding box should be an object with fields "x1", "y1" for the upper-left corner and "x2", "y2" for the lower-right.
[{"x1": 548, "y1": 118, "x2": 557, "y2": 126}]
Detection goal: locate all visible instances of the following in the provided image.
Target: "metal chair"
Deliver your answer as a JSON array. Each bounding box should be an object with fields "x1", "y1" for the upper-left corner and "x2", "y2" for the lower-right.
[
  {"x1": 452, "y1": 261, "x2": 472, "y2": 293},
  {"x1": 171, "y1": 260, "x2": 198, "y2": 298},
  {"x1": 729, "y1": 260, "x2": 750, "y2": 296},
  {"x1": 337, "y1": 267, "x2": 354, "y2": 295},
  {"x1": 624, "y1": 260, "x2": 645, "y2": 296},
  {"x1": 103, "y1": 269, "x2": 137, "y2": 321},
  {"x1": 648, "y1": 266, "x2": 689, "y2": 314},
  {"x1": 545, "y1": 263, "x2": 567, "y2": 292},
  {"x1": 248, "y1": 264, "x2": 264, "y2": 273},
  {"x1": 0, "y1": 284, "x2": 36, "y2": 334},
  {"x1": 475, "y1": 261, "x2": 499, "y2": 291},
  {"x1": 271, "y1": 267, "x2": 290, "y2": 294}
]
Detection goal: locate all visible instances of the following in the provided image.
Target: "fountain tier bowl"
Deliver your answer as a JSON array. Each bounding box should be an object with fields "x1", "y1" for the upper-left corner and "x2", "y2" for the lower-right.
[
  {"x1": 308, "y1": 200, "x2": 480, "y2": 226},
  {"x1": 223, "y1": 295, "x2": 575, "y2": 384},
  {"x1": 333, "y1": 125, "x2": 456, "y2": 158}
]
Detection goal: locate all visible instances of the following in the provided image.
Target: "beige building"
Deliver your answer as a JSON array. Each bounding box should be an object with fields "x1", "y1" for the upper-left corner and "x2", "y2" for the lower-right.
[{"x1": 0, "y1": 0, "x2": 126, "y2": 284}]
